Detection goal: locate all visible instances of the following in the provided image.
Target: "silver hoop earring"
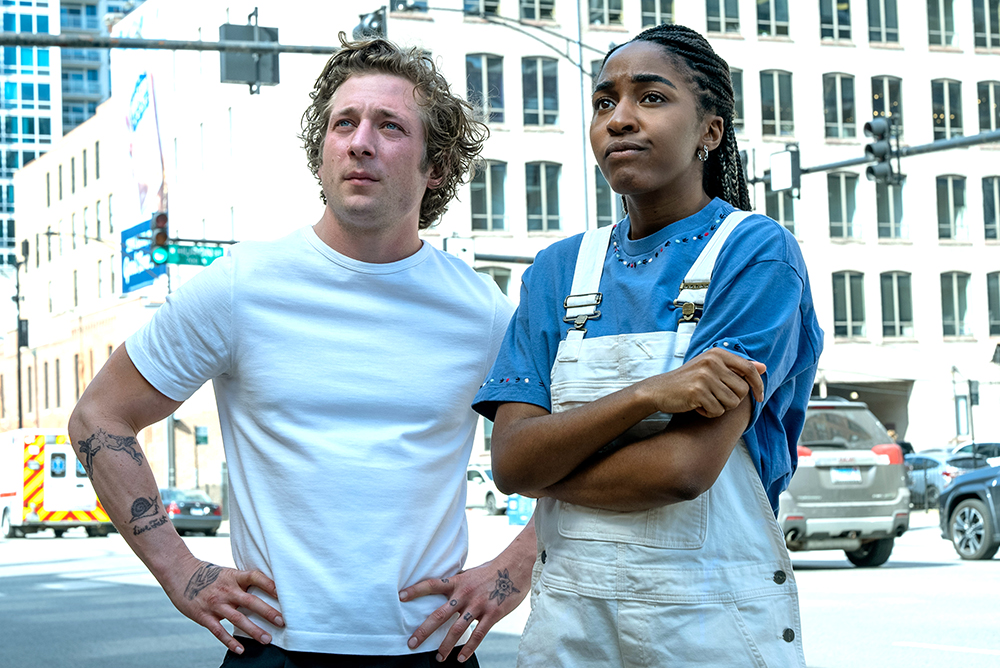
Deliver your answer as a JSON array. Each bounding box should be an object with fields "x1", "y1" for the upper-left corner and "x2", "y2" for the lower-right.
[{"x1": 697, "y1": 145, "x2": 708, "y2": 162}]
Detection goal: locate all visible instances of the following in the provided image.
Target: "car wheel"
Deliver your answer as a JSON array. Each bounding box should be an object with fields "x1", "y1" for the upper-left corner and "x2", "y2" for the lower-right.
[
  {"x1": 845, "y1": 538, "x2": 894, "y2": 567},
  {"x1": 204, "y1": 529, "x2": 218, "y2": 537},
  {"x1": 1, "y1": 509, "x2": 12, "y2": 540},
  {"x1": 926, "y1": 486, "x2": 940, "y2": 508},
  {"x1": 86, "y1": 527, "x2": 109, "y2": 538},
  {"x1": 485, "y1": 493, "x2": 497, "y2": 515},
  {"x1": 53, "y1": 529, "x2": 66, "y2": 538},
  {"x1": 950, "y1": 499, "x2": 1000, "y2": 560}
]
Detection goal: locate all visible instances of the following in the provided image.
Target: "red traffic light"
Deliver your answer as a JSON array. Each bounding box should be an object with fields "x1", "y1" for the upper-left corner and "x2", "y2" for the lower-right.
[{"x1": 150, "y1": 211, "x2": 169, "y2": 248}]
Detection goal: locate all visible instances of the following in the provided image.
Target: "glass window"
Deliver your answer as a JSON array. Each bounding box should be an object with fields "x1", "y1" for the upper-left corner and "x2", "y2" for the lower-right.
[
  {"x1": 706, "y1": 0, "x2": 740, "y2": 33},
  {"x1": 3, "y1": 81, "x2": 15, "y2": 100},
  {"x1": 928, "y1": 0, "x2": 956, "y2": 46},
  {"x1": 471, "y1": 161, "x2": 506, "y2": 231},
  {"x1": 872, "y1": 75, "x2": 903, "y2": 137},
  {"x1": 589, "y1": 0, "x2": 623, "y2": 25},
  {"x1": 941, "y1": 272, "x2": 971, "y2": 336},
  {"x1": 464, "y1": 0, "x2": 499, "y2": 14},
  {"x1": 595, "y1": 166, "x2": 624, "y2": 228},
  {"x1": 466, "y1": 54, "x2": 504, "y2": 123},
  {"x1": 37, "y1": 48, "x2": 48, "y2": 68},
  {"x1": 642, "y1": 0, "x2": 672, "y2": 27},
  {"x1": 18, "y1": 13, "x2": 30, "y2": 31},
  {"x1": 932, "y1": 79, "x2": 963, "y2": 139},
  {"x1": 2, "y1": 14, "x2": 14, "y2": 31},
  {"x1": 765, "y1": 182, "x2": 795, "y2": 234},
  {"x1": 979, "y1": 81, "x2": 1000, "y2": 132},
  {"x1": 522, "y1": 57, "x2": 558, "y2": 126},
  {"x1": 876, "y1": 181, "x2": 905, "y2": 238},
  {"x1": 520, "y1": 0, "x2": 554, "y2": 20},
  {"x1": 868, "y1": 0, "x2": 899, "y2": 42},
  {"x1": 732, "y1": 69, "x2": 744, "y2": 133},
  {"x1": 761, "y1": 70, "x2": 794, "y2": 136},
  {"x1": 20, "y1": 82, "x2": 32, "y2": 101},
  {"x1": 828, "y1": 173, "x2": 858, "y2": 238},
  {"x1": 37, "y1": 83, "x2": 48, "y2": 101},
  {"x1": 833, "y1": 271, "x2": 866, "y2": 337},
  {"x1": 50, "y1": 452, "x2": 66, "y2": 478},
  {"x1": 526, "y1": 162, "x2": 560, "y2": 231},
  {"x1": 758, "y1": 0, "x2": 790, "y2": 36},
  {"x1": 988, "y1": 272, "x2": 1000, "y2": 336},
  {"x1": 937, "y1": 175, "x2": 966, "y2": 239},
  {"x1": 820, "y1": 0, "x2": 852, "y2": 39},
  {"x1": 824, "y1": 73, "x2": 856, "y2": 138},
  {"x1": 880, "y1": 271, "x2": 913, "y2": 337},
  {"x1": 36, "y1": 14, "x2": 47, "y2": 33},
  {"x1": 984, "y1": 176, "x2": 999, "y2": 240},
  {"x1": 481, "y1": 267, "x2": 511, "y2": 295},
  {"x1": 974, "y1": 0, "x2": 1000, "y2": 48},
  {"x1": 38, "y1": 117, "x2": 49, "y2": 137}
]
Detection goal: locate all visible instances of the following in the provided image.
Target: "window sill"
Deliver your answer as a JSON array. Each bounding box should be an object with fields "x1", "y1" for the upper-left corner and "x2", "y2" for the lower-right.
[
  {"x1": 824, "y1": 137, "x2": 861, "y2": 146},
  {"x1": 928, "y1": 45, "x2": 963, "y2": 53},
  {"x1": 869, "y1": 41, "x2": 903, "y2": 50},
  {"x1": 834, "y1": 337, "x2": 871, "y2": 344},
  {"x1": 938, "y1": 239, "x2": 973, "y2": 245},
  {"x1": 523, "y1": 126, "x2": 564, "y2": 133},
  {"x1": 943, "y1": 336, "x2": 977, "y2": 342},
  {"x1": 706, "y1": 32, "x2": 745, "y2": 40},
  {"x1": 389, "y1": 11, "x2": 432, "y2": 21},
  {"x1": 819, "y1": 38, "x2": 855, "y2": 47},
  {"x1": 587, "y1": 24, "x2": 629, "y2": 32},
  {"x1": 881, "y1": 337, "x2": 918, "y2": 343},
  {"x1": 757, "y1": 35, "x2": 793, "y2": 43},
  {"x1": 877, "y1": 237, "x2": 911, "y2": 244},
  {"x1": 830, "y1": 236, "x2": 864, "y2": 243},
  {"x1": 761, "y1": 135, "x2": 797, "y2": 142},
  {"x1": 520, "y1": 19, "x2": 560, "y2": 29}
]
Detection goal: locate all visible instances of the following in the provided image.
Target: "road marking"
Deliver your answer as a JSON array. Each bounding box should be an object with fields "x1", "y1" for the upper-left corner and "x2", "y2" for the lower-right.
[
  {"x1": 894, "y1": 641, "x2": 1000, "y2": 657},
  {"x1": 41, "y1": 581, "x2": 114, "y2": 591}
]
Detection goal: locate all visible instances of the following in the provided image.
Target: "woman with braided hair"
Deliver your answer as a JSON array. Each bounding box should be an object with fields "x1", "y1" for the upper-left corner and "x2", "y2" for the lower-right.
[{"x1": 474, "y1": 21, "x2": 822, "y2": 667}]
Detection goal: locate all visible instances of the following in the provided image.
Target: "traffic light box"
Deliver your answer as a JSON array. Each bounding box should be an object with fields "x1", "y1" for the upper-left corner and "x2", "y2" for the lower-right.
[
  {"x1": 353, "y1": 7, "x2": 386, "y2": 39},
  {"x1": 150, "y1": 211, "x2": 169, "y2": 264},
  {"x1": 863, "y1": 117, "x2": 897, "y2": 184}
]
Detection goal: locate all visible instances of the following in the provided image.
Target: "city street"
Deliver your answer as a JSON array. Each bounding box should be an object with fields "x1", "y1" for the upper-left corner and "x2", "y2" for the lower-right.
[{"x1": 1, "y1": 509, "x2": 998, "y2": 668}]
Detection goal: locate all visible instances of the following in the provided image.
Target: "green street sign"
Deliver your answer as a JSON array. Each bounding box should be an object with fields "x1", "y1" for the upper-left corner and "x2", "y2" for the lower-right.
[{"x1": 153, "y1": 245, "x2": 224, "y2": 266}]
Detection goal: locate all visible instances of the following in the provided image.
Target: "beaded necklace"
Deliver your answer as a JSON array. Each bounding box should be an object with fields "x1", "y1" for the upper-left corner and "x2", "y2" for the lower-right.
[{"x1": 610, "y1": 211, "x2": 727, "y2": 269}]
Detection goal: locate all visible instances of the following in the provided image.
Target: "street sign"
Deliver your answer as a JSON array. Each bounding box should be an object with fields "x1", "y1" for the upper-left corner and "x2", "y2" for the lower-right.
[
  {"x1": 121, "y1": 221, "x2": 167, "y2": 293},
  {"x1": 151, "y1": 244, "x2": 224, "y2": 266}
]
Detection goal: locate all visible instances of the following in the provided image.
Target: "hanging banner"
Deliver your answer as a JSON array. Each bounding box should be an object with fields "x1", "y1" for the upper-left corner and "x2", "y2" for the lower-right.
[
  {"x1": 126, "y1": 71, "x2": 166, "y2": 218},
  {"x1": 121, "y1": 220, "x2": 165, "y2": 293}
]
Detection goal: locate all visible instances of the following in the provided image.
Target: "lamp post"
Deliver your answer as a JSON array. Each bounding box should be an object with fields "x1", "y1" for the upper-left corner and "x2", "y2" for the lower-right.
[{"x1": 11, "y1": 239, "x2": 28, "y2": 429}]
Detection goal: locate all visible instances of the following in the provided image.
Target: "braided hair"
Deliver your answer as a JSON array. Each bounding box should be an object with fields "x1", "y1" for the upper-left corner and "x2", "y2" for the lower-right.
[{"x1": 602, "y1": 24, "x2": 750, "y2": 211}]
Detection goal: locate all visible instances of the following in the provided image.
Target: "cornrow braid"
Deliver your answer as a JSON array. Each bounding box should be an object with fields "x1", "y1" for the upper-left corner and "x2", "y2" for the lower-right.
[{"x1": 605, "y1": 24, "x2": 751, "y2": 211}]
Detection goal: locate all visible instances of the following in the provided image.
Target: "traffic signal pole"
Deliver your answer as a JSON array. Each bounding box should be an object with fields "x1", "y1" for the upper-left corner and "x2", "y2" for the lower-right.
[{"x1": 749, "y1": 128, "x2": 1000, "y2": 185}]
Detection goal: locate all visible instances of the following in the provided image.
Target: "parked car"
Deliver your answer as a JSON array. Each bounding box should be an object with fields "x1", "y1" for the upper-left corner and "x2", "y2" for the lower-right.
[
  {"x1": 949, "y1": 442, "x2": 1000, "y2": 467},
  {"x1": 778, "y1": 398, "x2": 910, "y2": 567},
  {"x1": 159, "y1": 488, "x2": 222, "y2": 536},
  {"x1": 939, "y1": 466, "x2": 1000, "y2": 560},
  {"x1": 466, "y1": 465, "x2": 507, "y2": 515},
  {"x1": 905, "y1": 451, "x2": 991, "y2": 509}
]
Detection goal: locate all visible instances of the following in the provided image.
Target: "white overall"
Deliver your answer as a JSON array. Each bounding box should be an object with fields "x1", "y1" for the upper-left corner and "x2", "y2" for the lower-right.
[{"x1": 517, "y1": 212, "x2": 807, "y2": 668}]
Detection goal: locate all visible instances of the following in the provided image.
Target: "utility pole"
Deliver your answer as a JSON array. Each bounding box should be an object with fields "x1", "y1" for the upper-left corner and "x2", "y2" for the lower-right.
[{"x1": 11, "y1": 240, "x2": 28, "y2": 428}]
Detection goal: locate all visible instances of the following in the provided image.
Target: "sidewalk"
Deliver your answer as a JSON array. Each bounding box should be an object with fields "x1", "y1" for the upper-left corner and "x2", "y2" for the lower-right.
[{"x1": 909, "y1": 507, "x2": 940, "y2": 529}]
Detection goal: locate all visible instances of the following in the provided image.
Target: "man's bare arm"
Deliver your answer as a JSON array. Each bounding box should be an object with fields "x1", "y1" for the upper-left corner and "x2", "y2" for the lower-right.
[{"x1": 68, "y1": 345, "x2": 283, "y2": 655}]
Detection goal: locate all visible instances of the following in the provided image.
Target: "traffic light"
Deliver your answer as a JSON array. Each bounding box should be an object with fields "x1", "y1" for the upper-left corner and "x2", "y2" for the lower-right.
[
  {"x1": 353, "y1": 7, "x2": 387, "y2": 40},
  {"x1": 863, "y1": 117, "x2": 895, "y2": 183},
  {"x1": 150, "y1": 211, "x2": 169, "y2": 265}
]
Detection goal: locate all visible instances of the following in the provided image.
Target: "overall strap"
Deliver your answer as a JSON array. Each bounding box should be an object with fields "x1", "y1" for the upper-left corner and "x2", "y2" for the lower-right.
[
  {"x1": 558, "y1": 224, "x2": 614, "y2": 362},
  {"x1": 674, "y1": 210, "x2": 752, "y2": 323}
]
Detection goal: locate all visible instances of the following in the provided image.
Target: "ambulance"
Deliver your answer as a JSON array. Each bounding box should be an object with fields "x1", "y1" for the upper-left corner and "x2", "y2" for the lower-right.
[{"x1": 0, "y1": 429, "x2": 113, "y2": 538}]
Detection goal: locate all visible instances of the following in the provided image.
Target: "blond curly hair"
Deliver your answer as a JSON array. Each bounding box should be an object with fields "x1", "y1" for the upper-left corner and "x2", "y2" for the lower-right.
[{"x1": 300, "y1": 33, "x2": 488, "y2": 229}]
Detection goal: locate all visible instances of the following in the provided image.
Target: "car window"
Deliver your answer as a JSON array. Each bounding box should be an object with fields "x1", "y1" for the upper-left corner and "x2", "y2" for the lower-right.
[
  {"x1": 975, "y1": 444, "x2": 1000, "y2": 458},
  {"x1": 906, "y1": 457, "x2": 931, "y2": 471},
  {"x1": 468, "y1": 471, "x2": 483, "y2": 483},
  {"x1": 484, "y1": 469, "x2": 494, "y2": 481},
  {"x1": 160, "y1": 489, "x2": 183, "y2": 503},
  {"x1": 954, "y1": 444, "x2": 973, "y2": 456},
  {"x1": 183, "y1": 490, "x2": 213, "y2": 503},
  {"x1": 800, "y1": 407, "x2": 892, "y2": 450}
]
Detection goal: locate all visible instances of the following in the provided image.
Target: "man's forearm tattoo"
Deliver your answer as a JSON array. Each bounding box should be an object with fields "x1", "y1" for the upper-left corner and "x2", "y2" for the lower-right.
[
  {"x1": 128, "y1": 496, "x2": 168, "y2": 536},
  {"x1": 76, "y1": 428, "x2": 144, "y2": 478},
  {"x1": 487, "y1": 569, "x2": 520, "y2": 605},
  {"x1": 185, "y1": 563, "x2": 223, "y2": 600}
]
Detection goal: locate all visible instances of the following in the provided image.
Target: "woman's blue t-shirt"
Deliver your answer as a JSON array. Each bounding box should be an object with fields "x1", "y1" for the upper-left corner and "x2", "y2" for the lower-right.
[{"x1": 473, "y1": 198, "x2": 824, "y2": 511}]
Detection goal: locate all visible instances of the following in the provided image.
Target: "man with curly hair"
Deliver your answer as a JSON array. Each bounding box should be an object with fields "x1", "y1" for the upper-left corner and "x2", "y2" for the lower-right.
[{"x1": 68, "y1": 34, "x2": 534, "y2": 668}]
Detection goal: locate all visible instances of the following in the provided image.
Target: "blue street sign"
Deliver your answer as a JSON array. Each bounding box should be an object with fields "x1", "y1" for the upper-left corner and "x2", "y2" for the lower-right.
[{"x1": 121, "y1": 220, "x2": 166, "y2": 293}]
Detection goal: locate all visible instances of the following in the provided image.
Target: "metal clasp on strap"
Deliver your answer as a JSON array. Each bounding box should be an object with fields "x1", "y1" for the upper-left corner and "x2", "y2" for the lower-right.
[
  {"x1": 563, "y1": 292, "x2": 602, "y2": 332},
  {"x1": 673, "y1": 300, "x2": 700, "y2": 322},
  {"x1": 563, "y1": 292, "x2": 602, "y2": 309}
]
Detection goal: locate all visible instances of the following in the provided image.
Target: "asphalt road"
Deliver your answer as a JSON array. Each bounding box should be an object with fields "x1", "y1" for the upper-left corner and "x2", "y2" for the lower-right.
[{"x1": 1, "y1": 509, "x2": 998, "y2": 668}]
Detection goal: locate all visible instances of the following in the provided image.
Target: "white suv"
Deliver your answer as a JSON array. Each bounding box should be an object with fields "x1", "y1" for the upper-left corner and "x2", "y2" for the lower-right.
[
  {"x1": 466, "y1": 465, "x2": 508, "y2": 515},
  {"x1": 778, "y1": 399, "x2": 910, "y2": 567}
]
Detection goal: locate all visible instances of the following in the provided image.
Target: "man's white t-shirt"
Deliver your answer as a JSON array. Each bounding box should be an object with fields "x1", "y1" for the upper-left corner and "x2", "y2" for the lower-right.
[{"x1": 127, "y1": 226, "x2": 514, "y2": 655}]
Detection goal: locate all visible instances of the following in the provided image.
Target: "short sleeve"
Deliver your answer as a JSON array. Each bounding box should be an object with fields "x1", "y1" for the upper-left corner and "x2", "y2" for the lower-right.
[
  {"x1": 126, "y1": 255, "x2": 234, "y2": 401},
  {"x1": 473, "y1": 264, "x2": 557, "y2": 420}
]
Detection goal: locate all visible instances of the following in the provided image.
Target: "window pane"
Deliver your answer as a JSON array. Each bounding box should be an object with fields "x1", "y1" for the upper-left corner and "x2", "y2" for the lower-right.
[{"x1": 491, "y1": 163, "x2": 505, "y2": 230}]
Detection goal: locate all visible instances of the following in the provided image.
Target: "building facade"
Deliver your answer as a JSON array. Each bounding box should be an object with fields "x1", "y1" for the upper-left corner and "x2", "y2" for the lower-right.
[{"x1": 5, "y1": 0, "x2": 1000, "y2": 495}]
